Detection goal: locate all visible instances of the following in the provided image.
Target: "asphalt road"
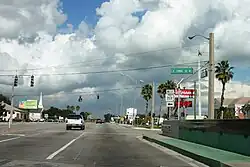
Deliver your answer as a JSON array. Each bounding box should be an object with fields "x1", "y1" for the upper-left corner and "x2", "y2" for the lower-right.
[{"x1": 0, "y1": 122, "x2": 203, "y2": 166}]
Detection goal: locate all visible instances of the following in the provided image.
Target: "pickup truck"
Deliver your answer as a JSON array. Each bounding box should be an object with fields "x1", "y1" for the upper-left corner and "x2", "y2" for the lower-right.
[{"x1": 66, "y1": 114, "x2": 85, "y2": 130}]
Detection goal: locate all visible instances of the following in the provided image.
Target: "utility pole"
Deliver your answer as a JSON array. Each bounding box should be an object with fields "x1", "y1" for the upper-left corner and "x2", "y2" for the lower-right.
[
  {"x1": 193, "y1": 81, "x2": 197, "y2": 120},
  {"x1": 120, "y1": 95, "x2": 123, "y2": 116},
  {"x1": 177, "y1": 87, "x2": 181, "y2": 120},
  {"x1": 132, "y1": 80, "x2": 138, "y2": 126},
  {"x1": 198, "y1": 51, "x2": 202, "y2": 116},
  {"x1": 151, "y1": 82, "x2": 155, "y2": 129},
  {"x1": 9, "y1": 84, "x2": 14, "y2": 129},
  {"x1": 208, "y1": 33, "x2": 215, "y2": 119},
  {"x1": 177, "y1": 78, "x2": 184, "y2": 120}
]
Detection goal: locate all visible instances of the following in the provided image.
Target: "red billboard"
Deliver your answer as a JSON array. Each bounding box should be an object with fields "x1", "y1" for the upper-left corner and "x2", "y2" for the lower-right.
[
  {"x1": 174, "y1": 89, "x2": 195, "y2": 98},
  {"x1": 175, "y1": 101, "x2": 192, "y2": 107}
]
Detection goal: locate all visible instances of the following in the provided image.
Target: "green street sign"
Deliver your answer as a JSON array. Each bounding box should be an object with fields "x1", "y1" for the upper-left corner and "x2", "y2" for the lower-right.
[{"x1": 171, "y1": 68, "x2": 193, "y2": 74}]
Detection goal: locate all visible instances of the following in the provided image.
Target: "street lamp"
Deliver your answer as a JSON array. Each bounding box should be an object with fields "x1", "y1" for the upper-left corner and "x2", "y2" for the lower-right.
[
  {"x1": 188, "y1": 33, "x2": 215, "y2": 119},
  {"x1": 119, "y1": 72, "x2": 143, "y2": 125}
]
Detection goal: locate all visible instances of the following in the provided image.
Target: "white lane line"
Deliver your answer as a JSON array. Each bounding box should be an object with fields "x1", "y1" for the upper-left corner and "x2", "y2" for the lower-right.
[
  {"x1": 46, "y1": 132, "x2": 84, "y2": 160},
  {"x1": 0, "y1": 137, "x2": 20, "y2": 143},
  {"x1": 2, "y1": 133, "x2": 25, "y2": 137},
  {"x1": 136, "y1": 136, "x2": 208, "y2": 167}
]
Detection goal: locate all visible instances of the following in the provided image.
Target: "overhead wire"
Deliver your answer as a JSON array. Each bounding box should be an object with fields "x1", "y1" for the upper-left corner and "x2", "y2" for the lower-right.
[
  {"x1": 2, "y1": 85, "x2": 142, "y2": 97},
  {"x1": 0, "y1": 43, "x2": 203, "y2": 72},
  {"x1": 0, "y1": 61, "x2": 208, "y2": 77}
]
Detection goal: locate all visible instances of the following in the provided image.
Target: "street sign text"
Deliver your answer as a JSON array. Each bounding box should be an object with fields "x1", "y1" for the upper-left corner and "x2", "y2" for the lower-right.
[{"x1": 171, "y1": 68, "x2": 193, "y2": 74}]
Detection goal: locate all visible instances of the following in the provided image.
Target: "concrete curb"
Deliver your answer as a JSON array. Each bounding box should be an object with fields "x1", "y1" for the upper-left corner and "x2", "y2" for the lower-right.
[
  {"x1": 133, "y1": 127, "x2": 161, "y2": 131},
  {"x1": 142, "y1": 135, "x2": 232, "y2": 167}
]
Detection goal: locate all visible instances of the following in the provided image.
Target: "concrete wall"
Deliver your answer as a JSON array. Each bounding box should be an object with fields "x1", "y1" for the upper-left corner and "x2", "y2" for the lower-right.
[
  {"x1": 179, "y1": 119, "x2": 250, "y2": 156},
  {"x1": 161, "y1": 120, "x2": 180, "y2": 138}
]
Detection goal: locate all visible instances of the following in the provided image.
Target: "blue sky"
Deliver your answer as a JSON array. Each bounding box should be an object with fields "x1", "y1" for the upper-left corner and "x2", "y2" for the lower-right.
[
  {"x1": 61, "y1": 0, "x2": 108, "y2": 27},
  {"x1": 60, "y1": 0, "x2": 245, "y2": 83}
]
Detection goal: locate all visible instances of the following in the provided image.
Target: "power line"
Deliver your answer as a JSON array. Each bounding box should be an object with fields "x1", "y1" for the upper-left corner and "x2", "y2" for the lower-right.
[
  {"x1": 0, "y1": 44, "x2": 202, "y2": 72},
  {"x1": 183, "y1": 62, "x2": 209, "y2": 82},
  {"x1": 0, "y1": 61, "x2": 208, "y2": 77},
  {"x1": 2, "y1": 86, "x2": 143, "y2": 97}
]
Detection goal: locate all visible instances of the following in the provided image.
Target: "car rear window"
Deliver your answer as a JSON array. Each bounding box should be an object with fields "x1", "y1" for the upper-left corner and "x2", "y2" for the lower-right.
[{"x1": 67, "y1": 115, "x2": 82, "y2": 119}]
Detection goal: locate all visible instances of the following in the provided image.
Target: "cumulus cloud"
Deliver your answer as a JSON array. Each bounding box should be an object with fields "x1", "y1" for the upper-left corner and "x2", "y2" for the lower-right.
[{"x1": 0, "y1": 0, "x2": 250, "y2": 116}]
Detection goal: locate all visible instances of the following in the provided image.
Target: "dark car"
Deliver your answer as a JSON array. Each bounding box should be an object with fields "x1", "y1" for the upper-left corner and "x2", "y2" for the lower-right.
[{"x1": 96, "y1": 119, "x2": 103, "y2": 124}]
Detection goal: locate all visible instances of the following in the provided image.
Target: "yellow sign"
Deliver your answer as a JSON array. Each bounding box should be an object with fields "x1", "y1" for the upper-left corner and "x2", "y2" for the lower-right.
[{"x1": 19, "y1": 100, "x2": 38, "y2": 109}]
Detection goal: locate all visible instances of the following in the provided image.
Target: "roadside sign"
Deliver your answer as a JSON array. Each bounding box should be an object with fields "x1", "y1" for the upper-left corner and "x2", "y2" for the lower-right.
[
  {"x1": 174, "y1": 89, "x2": 195, "y2": 98},
  {"x1": 166, "y1": 94, "x2": 175, "y2": 101},
  {"x1": 175, "y1": 101, "x2": 192, "y2": 107},
  {"x1": 166, "y1": 102, "x2": 175, "y2": 107},
  {"x1": 165, "y1": 89, "x2": 175, "y2": 103},
  {"x1": 171, "y1": 68, "x2": 193, "y2": 74},
  {"x1": 166, "y1": 89, "x2": 174, "y2": 95},
  {"x1": 201, "y1": 69, "x2": 208, "y2": 78}
]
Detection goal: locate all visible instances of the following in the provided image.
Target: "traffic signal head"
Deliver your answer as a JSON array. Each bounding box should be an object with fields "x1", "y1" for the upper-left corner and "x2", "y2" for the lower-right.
[
  {"x1": 14, "y1": 75, "x2": 18, "y2": 87},
  {"x1": 78, "y1": 96, "x2": 82, "y2": 102},
  {"x1": 97, "y1": 94, "x2": 99, "y2": 99},
  {"x1": 30, "y1": 75, "x2": 34, "y2": 87}
]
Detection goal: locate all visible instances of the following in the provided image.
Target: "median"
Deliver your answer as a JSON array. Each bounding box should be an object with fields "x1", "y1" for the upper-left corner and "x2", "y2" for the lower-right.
[{"x1": 143, "y1": 134, "x2": 250, "y2": 167}]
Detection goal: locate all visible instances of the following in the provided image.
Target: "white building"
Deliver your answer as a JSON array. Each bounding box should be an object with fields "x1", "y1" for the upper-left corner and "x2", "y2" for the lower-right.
[
  {"x1": 1, "y1": 101, "x2": 25, "y2": 121},
  {"x1": 126, "y1": 108, "x2": 137, "y2": 123},
  {"x1": 28, "y1": 92, "x2": 44, "y2": 121}
]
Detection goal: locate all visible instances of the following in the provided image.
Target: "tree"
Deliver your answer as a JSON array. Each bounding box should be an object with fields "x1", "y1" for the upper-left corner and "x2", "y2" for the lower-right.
[
  {"x1": 70, "y1": 106, "x2": 75, "y2": 112},
  {"x1": 104, "y1": 113, "x2": 113, "y2": 122},
  {"x1": 157, "y1": 83, "x2": 166, "y2": 117},
  {"x1": 0, "y1": 103, "x2": 7, "y2": 117},
  {"x1": 241, "y1": 103, "x2": 250, "y2": 118},
  {"x1": 43, "y1": 106, "x2": 73, "y2": 119},
  {"x1": 157, "y1": 80, "x2": 177, "y2": 118},
  {"x1": 0, "y1": 94, "x2": 11, "y2": 105},
  {"x1": 80, "y1": 112, "x2": 91, "y2": 120},
  {"x1": 76, "y1": 106, "x2": 80, "y2": 112},
  {"x1": 141, "y1": 84, "x2": 152, "y2": 114},
  {"x1": 66, "y1": 105, "x2": 70, "y2": 110},
  {"x1": 215, "y1": 60, "x2": 234, "y2": 109}
]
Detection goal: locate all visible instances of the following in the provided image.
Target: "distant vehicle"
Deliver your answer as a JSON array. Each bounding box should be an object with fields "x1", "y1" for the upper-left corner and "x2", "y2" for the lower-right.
[
  {"x1": 66, "y1": 114, "x2": 85, "y2": 130},
  {"x1": 96, "y1": 119, "x2": 103, "y2": 124}
]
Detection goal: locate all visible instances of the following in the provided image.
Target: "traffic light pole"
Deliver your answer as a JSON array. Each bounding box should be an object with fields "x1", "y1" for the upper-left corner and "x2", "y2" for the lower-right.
[{"x1": 9, "y1": 83, "x2": 14, "y2": 129}]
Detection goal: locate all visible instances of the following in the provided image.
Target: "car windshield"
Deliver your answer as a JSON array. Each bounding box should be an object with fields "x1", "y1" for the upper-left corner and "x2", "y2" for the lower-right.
[{"x1": 67, "y1": 115, "x2": 81, "y2": 120}]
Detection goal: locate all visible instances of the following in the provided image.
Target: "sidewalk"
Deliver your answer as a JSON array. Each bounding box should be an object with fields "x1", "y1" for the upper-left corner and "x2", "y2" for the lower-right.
[{"x1": 143, "y1": 134, "x2": 250, "y2": 167}]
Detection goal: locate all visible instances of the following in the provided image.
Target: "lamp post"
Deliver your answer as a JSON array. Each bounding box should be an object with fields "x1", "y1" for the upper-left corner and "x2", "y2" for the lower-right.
[
  {"x1": 119, "y1": 72, "x2": 143, "y2": 125},
  {"x1": 188, "y1": 33, "x2": 215, "y2": 119}
]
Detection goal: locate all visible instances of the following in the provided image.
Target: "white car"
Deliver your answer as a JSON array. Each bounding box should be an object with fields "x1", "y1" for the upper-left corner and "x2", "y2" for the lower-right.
[{"x1": 66, "y1": 114, "x2": 85, "y2": 130}]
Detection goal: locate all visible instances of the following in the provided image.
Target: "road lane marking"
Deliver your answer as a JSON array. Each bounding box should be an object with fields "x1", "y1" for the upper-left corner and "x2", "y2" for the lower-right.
[
  {"x1": 2, "y1": 133, "x2": 25, "y2": 137},
  {"x1": 136, "y1": 136, "x2": 208, "y2": 167},
  {"x1": 0, "y1": 137, "x2": 20, "y2": 143},
  {"x1": 46, "y1": 132, "x2": 84, "y2": 160}
]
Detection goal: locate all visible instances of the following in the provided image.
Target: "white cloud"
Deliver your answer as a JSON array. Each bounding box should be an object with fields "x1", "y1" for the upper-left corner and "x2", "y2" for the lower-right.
[{"x1": 1, "y1": 0, "x2": 250, "y2": 116}]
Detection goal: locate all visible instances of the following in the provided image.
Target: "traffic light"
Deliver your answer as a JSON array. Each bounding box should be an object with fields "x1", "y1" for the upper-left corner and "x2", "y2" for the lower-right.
[
  {"x1": 14, "y1": 75, "x2": 18, "y2": 87},
  {"x1": 97, "y1": 94, "x2": 99, "y2": 99},
  {"x1": 30, "y1": 75, "x2": 34, "y2": 87},
  {"x1": 78, "y1": 96, "x2": 82, "y2": 102}
]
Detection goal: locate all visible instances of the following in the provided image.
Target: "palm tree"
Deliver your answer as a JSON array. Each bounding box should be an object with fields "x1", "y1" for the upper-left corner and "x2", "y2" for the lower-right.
[
  {"x1": 70, "y1": 106, "x2": 75, "y2": 112},
  {"x1": 157, "y1": 83, "x2": 166, "y2": 115},
  {"x1": 141, "y1": 84, "x2": 152, "y2": 114},
  {"x1": 215, "y1": 60, "x2": 234, "y2": 108},
  {"x1": 76, "y1": 106, "x2": 80, "y2": 112},
  {"x1": 241, "y1": 103, "x2": 250, "y2": 118},
  {"x1": 66, "y1": 105, "x2": 70, "y2": 110}
]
